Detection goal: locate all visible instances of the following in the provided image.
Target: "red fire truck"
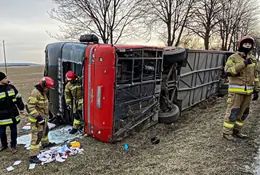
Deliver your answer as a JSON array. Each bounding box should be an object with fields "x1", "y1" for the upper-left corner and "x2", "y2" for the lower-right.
[{"x1": 45, "y1": 34, "x2": 226, "y2": 143}]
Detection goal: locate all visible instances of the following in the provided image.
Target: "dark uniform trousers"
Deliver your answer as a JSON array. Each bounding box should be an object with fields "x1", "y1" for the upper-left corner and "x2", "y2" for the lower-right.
[{"x1": 0, "y1": 123, "x2": 17, "y2": 148}]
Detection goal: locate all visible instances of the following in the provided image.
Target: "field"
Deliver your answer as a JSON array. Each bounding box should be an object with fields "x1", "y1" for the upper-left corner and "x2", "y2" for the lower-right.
[{"x1": 0, "y1": 66, "x2": 260, "y2": 175}]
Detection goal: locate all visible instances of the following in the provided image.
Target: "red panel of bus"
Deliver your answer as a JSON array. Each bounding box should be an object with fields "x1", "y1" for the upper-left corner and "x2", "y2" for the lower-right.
[{"x1": 84, "y1": 44, "x2": 116, "y2": 142}]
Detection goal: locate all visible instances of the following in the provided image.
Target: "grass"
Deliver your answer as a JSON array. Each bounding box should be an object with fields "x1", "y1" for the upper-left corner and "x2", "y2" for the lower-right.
[{"x1": 0, "y1": 66, "x2": 259, "y2": 175}]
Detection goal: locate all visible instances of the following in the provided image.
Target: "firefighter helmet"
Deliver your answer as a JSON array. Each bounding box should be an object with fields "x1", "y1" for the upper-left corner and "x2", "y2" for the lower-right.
[
  {"x1": 40, "y1": 77, "x2": 55, "y2": 89},
  {"x1": 238, "y1": 36, "x2": 255, "y2": 49},
  {"x1": 65, "y1": 70, "x2": 77, "y2": 81}
]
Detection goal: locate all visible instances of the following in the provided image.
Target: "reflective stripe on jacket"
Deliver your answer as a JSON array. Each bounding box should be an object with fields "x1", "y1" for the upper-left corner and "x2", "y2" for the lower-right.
[
  {"x1": 64, "y1": 81, "x2": 82, "y2": 112},
  {"x1": 0, "y1": 116, "x2": 20, "y2": 125},
  {"x1": 225, "y1": 52, "x2": 260, "y2": 94},
  {"x1": 228, "y1": 85, "x2": 254, "y2": 95},
  {"x1": 0, "y1": 84, "x2": 24, "y2": 125},
  {"x1": 26, "y1": 85, "x2": 49, "y2": 122}
]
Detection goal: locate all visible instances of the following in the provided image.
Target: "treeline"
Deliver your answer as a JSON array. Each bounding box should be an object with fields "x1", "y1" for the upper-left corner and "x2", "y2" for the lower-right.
[{"x1": 49, "y1": 0, "x2": 260, "y2": 51}]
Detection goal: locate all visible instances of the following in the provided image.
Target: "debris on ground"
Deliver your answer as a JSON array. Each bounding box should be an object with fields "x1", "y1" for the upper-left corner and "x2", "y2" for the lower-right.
[
  {"x1": 13, "y1": 160, "x2": 22, "y2": 166},
  {"x1": 28, "y1": 163, "x2": 36, "y2": 170},
  {"x1": 6, "y1": 160, "x2": 22, "y2": 172},
  {"x1": 123, "y1": 144, "x2": 129, "y2": 150},
  {"x1": 17, "y1": 125, "x2": 82, "y2": 150},
  {"x1": 151, "y1": 136, "x2": 160, "y2": 144},
  {"x1": 48, "y1": 122, "x2": 56, "y2": 130},
  {"x1": 37, "y1": 143, "x2": 84, "y2": 164},
  {"x1": 16, "y1": 125, "x2": 84, "y2": 168},
  {"x1": 71, "y1": 141, "x2": 80, "y2": 148},
  {"x1": 6, "y1": 166, "x2": 14, "y2": 172}
]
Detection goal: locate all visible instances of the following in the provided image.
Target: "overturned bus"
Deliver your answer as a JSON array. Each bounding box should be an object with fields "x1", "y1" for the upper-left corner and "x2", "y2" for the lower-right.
[{"x1": 44, "y1": 34, "x2": 232, "y2": 143}]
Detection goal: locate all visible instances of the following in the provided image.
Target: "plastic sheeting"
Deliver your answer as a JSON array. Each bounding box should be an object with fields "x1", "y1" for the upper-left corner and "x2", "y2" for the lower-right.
[{"x1": 17, "y1": 125, "x2": 82, "y2": 149}]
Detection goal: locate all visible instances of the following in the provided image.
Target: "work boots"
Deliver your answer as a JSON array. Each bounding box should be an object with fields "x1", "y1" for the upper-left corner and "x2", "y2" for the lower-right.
[
  {"x1": 233, "y1": 129, "x2": 248, "y2": 139},
  {"x1": 10, "y1": 147, "x2": 17, "y2": 154},
  {"x1": 223, "y1": 134, "x2": 237, "y2": 142},
  {"x1": 42, "y1": 142, "x2": 56, "y2": 149},
  {"x1": 29, "y1": 156, "x2": 41, "y2": 164},
  {"x1": 69, "y1": 128, "x2": 78, "y2": 134}
]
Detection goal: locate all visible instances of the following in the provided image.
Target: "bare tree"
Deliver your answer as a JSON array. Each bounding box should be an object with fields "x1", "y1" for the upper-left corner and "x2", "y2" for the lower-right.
[
  {"x1": 144, "y1": 0, "x2": 195, "y2": 46},
  {"x1": 218, "y1": 0, "x2": 241, "y2": 50},
  {"x1": 49, "y1": 0, "x2": 145, "y2": 44},
  {"x1": 179, "y1": 33, "x2": 204, "y2": 49},
  {"x1": 217, "y1": 0, "x2": 259, "y2": 51},
  {"x1": 186, "y1": 0, "x2": 222, "y2": 50}
]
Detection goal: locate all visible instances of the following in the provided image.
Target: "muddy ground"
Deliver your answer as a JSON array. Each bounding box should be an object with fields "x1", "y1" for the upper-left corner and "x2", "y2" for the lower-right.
[{"x1": 0, "y1": 66, "x2": 260, "y2": 175}]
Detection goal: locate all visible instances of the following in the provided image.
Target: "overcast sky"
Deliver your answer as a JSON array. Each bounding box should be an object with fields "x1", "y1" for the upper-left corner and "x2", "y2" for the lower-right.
[
  {"x1": 0, "y1": 0, "x2": 163, "y2": 64},
  {"x1": 0, "y1": 0, "x2": 60, "y2": 64}
]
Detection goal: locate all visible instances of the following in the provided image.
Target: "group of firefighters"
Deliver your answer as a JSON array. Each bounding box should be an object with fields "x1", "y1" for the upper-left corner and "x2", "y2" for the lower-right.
[
  {"x1": 0, "y1": 35, "x2": 259, "y2": 163},
  {"x1": 0, "y1": 70, "x2": 82, "y2": 164}
]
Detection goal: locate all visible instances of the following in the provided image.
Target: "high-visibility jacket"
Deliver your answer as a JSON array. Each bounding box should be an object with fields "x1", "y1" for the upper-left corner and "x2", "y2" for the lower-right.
[
  {"x1": 26, "y1": 85, "x2": 49, "y2": 123},
  {"x1": 64, "y1": 81, "x2": 82, "y2": 113},
  {"x1": 0, "y1": 84, "x2": 24, "y2": 125},
  {"x1": 225, "y1": 52, "x2": 260, "y2": 95}
]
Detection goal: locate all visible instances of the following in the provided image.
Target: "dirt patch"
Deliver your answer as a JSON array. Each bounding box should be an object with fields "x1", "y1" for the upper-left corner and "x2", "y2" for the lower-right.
[{"x1": 0, "y1": 66, "x2": 260, "y2": 175}]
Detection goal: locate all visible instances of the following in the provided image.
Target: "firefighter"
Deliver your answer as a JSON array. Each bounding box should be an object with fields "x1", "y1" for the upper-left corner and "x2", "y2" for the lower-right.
[
  {"x1": 0, "y1": 72, "x2": 24, "y2": 153},
  {"x1": 222, "y1": 36, "x2": 260, "y2": 142},
  {"x1": 64, "y1": 70, "x2": 83, "y2": 134},
  {"x1": 26, "y1": 77, "x2": 56, "y2": 163}
]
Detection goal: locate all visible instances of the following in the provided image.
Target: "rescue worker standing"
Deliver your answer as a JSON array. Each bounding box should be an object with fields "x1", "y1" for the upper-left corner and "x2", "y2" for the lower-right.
[
  {"x1": 222, "y1": 36, "x2": 260, "y2": 142},
  {"x1": 0, "y1": 72, "x2": 24, "y2": 153},
  {"x1": 64, "y1": 70, "x2": 83, "y2": 134},
  {"x1": 26, "y1": 77, "x2": 55, "y2": 163}
]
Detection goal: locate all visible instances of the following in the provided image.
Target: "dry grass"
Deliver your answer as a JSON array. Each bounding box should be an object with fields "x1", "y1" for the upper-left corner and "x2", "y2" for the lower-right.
[{"x1": 0, "y1": 66, "x2": 259, "y2": 175}]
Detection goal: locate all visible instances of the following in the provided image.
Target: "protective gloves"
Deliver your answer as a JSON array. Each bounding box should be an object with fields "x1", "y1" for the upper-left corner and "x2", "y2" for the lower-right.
[
  {"x1": 36, "y1": 116, "x2": 45, "y2": 125},
  {"x1": 244, "y1": 58, "x2": 253, "y2": 66},
  {"x1": 252, "y1": 90, "x2": 259, "y2": 101},
  {"x1": 222, "y1": 72, "x2": 232, "y2": 79}
]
